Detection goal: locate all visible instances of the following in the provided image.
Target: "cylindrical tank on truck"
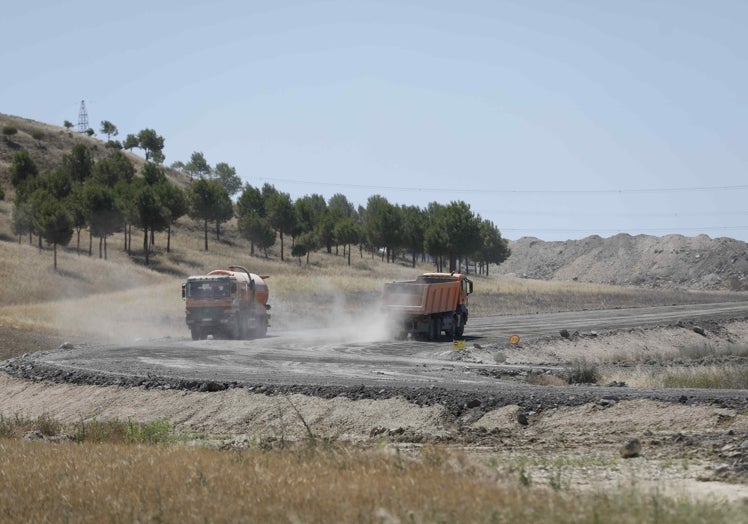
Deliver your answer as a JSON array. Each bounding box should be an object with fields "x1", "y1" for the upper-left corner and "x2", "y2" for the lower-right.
[
  {"x1": 182, "y1": 265, "x2": 271, "y2": 340},
  {"x1": 381, "y1": 272, "x2": 473, "y2": 340}
]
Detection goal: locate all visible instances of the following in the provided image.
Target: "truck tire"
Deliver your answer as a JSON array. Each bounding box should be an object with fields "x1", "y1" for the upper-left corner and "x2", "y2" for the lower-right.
[
  {"x1": 428, "y1": 316, "x2": 440, "y2": 341},
  {"x1": 445, "y1": 315, "x2": 456, "y2": 339},
  {"x1": 455, "y1": 314, "x2": 464, "y2": 337},
  {"x1": 256, "y1": 317, "x2": 267, "y2": 338},
  {"x1": 190, "y1": 327, "x2": 203, "y2": 341}
]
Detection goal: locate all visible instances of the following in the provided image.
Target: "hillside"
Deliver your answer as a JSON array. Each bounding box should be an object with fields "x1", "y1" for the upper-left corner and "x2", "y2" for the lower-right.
[
  {"x1": 3, "y1": 112, "x2": 748, "y2": 293},
  {"x1": 498, "y1": 234, "x2": 748, "y2": 291},
  {"x1": 0, "y1": 113, "x2": 187, "y2": 197}
]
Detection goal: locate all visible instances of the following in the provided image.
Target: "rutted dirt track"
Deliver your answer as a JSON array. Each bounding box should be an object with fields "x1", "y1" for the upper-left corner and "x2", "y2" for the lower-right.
[
  {"x1": 2, "y1": 302, "x2": 748, "y2": 501},
  {"x1": 3, "y1": 302, "x2": 748, "y2": 413}
]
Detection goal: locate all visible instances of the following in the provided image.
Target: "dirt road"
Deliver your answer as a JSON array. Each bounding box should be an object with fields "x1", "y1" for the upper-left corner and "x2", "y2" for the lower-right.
[
  {"x1": 3, "y1": 301, "x2": 747, "y2": 415},
  {"x1": 2, "y1": 301, "x2": 748, "y2": 501}
]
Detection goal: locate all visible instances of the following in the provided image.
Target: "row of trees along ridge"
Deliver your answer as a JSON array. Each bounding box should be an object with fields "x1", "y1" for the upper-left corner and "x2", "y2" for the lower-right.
[{"x1": 5, "y1": 121, "x2": 510, "y2": 273}]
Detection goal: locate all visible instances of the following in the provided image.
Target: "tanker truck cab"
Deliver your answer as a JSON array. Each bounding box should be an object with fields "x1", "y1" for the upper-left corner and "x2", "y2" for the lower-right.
[{"x1": 182, "y1": 265, "x2": 270, "y2": 340}]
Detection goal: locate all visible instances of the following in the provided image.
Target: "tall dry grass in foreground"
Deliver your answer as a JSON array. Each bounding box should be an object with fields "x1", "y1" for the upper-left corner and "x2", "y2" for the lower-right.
[{"x1": 0, "y1": 439, "x2": 742, "y2": 524}]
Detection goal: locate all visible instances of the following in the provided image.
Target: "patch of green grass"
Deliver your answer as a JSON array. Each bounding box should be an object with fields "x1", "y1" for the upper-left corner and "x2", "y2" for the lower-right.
[{"x1": 74, "y1": 417, "x2": 174, "y2": 444}]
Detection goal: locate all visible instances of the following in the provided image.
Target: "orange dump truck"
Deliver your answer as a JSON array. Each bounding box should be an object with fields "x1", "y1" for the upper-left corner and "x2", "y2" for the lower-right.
[
  {"x1": 382, "y1": 272, "x2": 473, "y2": 340},
  {"x1": 182, "y1": 265, "x2": 271, "y2": 340}
]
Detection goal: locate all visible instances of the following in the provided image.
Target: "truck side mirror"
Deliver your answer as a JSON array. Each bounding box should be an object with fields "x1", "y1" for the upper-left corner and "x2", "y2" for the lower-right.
[
  {"x1": 181, "y1": 284, "x2": 186, "y2": 299},
  {"x1": 466, "y1": 280, "x2": 473, "y2": 294}
]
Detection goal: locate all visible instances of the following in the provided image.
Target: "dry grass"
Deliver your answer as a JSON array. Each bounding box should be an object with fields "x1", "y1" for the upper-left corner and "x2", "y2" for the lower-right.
[
  {"x1": 472, "y1": 274, "x2": 741, "y2": 316},
  {"x1": 0, "y1": 439, "x2": 742, "y2": 524},
  {"x1": 603, "y1": 364, "x2": 748, "y2": 390},
  {"x1": 594, "y1": 344, "x2": 748, "y2": 390}
]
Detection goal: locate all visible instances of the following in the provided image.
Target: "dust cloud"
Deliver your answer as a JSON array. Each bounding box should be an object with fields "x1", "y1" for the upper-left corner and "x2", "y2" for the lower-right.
[
  {"x1": 270, "y1": 279, "x2": 393, "y2": 344},
  {"x1": 51, "y1": 278, "x2": 185, "y2": 344},
  {"x1": 50, "y1": 273, "x2": 392, "y2": 345}
]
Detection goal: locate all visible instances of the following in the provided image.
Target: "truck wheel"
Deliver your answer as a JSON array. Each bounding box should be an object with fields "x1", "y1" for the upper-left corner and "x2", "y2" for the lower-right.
[
  {"x1": 428, "y1": 316, "x2": 439, "y2": 341},
  {"x1": 455, "y1": 314, "x2": 464, "y2": 337},
  {"x1": 256, "y1": 318, "x2": 267, "y2": 338},
  {"x1": 190, "y1": 328, "x2": 200, "y2": 341},
  {"x1": 445, "y1": 316, "x2": 457, "y2": 339}
]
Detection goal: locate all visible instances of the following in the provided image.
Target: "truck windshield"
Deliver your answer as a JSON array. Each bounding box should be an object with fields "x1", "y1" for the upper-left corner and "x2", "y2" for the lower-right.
[{"x1": 188, "y1": 280, "x2": 231, "y2": 298}]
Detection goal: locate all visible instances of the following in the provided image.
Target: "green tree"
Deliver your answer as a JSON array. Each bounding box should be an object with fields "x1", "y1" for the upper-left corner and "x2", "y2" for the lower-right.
[
  {"x1": 267, "y1": 191, "x2": 296, "y2": 261},
  {"x1": 11, "y1": 201, "x2": 34, "y2": 243},
  {"x1": 424, "y1": 202, "x2": 449, "y2": 272},
  {"x1": 442, "y1": 201, "x2": 482, "y2": 273},
  {"x1": 137, "y1": 129, "x2": 165, "y2": 163},
  {"x1": 236, "y1": 184, "x2": 265, "y2": 218},
  {"x1": 63, "y1": 120, "x2": 73, "y2": 131},
  {"x1": 238, "y1": 213, "x2": 276, "y2": 257},
  {"x1": 45, "y1": 168, "x2": 73, "y2": 200},
  {"x1": 184, "y1": 151, "x2": 211, "y2": 180},
  {"x1": 123, "y1": 134, "x2": 139, "y2": 152},
  {"x1": 33, "y1": 191, "x2": 73, "y2": 271},
  {"x1": 100, "y1": 120, "x2": 119, "y2": 140},
  {"x1": 68, "y1": 185, "x2": 88, "y2": 254},
  {"x1": 214, "y1": 162, "x2": 242, "y2": 197},
  {"x1": 327, "y1": 193, "x2": 356, "y2": 255},
  {"x1": 235, "y1": 184, "x2": 266, "y2": 255},
  {"x1": 213, "y1": 186, "x2": 234, "y2": 241},
  {"x1": 92, "y1": 151, "x2": 135, "y2": 187},
  {"x1": 9, "y1": 150, "x2": 39, "y2": 194},
  {"x1": 142, "y1": 162, "x2": 167, "y2": 186},
  {"x1": 293, "y1": 194, "x2": 327, "y2": 250},
  {"x1": 157, "y1": 182, "x2": 188, "y2": 253},
  {"x1": 189, "y1": 178, "x2": 228, "y2": 251},
  {"x1": 333, "y1": 217, "x2": 360, "y2": 266},
  {"x1": 134, "y1": 182, "x2": 169, "y2": 265},
  {"x1": 364, "y1": 195, "x2": 401, "y2": 262},
  {"x1": 63, "y1": 144, "x2": 94, "y2": 186},
  {"x1": 477, "y1": 219, "x2": 510, "y2": 276},
  {"x1": 400, "y1": 204, "x2": 427, "y2": 268},
  {"x1": 291, "y1": 242, "x2": 308, "y2": 265},
  {"x1": 83, "y1": 182, "x2": 123, "y2": 259}
]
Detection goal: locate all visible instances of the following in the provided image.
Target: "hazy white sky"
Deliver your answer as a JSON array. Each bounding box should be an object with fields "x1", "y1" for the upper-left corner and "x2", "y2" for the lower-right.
[{"x1": 3, "y1": 1, "x2": 747, "y2": 241}]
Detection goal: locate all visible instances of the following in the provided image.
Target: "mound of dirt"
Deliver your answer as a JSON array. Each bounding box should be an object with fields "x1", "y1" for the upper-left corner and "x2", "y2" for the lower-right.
[{"x1": 498, "y1": 233, "x2": 748, "y2": 290}]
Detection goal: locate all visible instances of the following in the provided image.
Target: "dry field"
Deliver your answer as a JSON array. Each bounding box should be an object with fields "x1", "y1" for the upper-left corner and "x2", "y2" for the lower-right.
[{"x1": 1, "y1": 198, "x2": 748, "y2": 522}]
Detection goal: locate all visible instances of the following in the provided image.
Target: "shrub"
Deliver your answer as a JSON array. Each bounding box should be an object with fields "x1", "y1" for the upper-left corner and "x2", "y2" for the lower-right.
[
  {"x1": 2, "y1": 125, "x2": 18, "y2": 140},
  {"x1": 565, "y1": 359, "x2": 600, "y2": 384}
]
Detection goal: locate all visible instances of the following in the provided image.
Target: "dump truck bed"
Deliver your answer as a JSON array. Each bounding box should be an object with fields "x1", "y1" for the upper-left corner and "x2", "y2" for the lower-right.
[{"x1": 382, "y1": 279, "x2": 462, "y2": 317}]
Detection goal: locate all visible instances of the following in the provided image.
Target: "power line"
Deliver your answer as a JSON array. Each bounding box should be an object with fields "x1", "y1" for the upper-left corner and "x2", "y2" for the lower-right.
[
  {"x1": 257, "y1": 177, "x2": 748, "y2": 195},
  {"x1": 501, "y1": 225, "x2": 748, "y2": 234}
]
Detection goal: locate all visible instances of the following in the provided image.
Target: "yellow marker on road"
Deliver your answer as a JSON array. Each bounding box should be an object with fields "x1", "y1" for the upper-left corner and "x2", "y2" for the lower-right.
[
  {"x1": 509, "y1": 334, "x2": 521, "y2": 345},
  {"x1": 453, "y1": 340, "x2": 466, "y2": 350}
]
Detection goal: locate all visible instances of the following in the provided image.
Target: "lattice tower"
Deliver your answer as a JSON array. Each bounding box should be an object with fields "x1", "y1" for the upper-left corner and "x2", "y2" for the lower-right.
[{"x1": 77, "y1": 100, "x2": 89, "y2": 133}]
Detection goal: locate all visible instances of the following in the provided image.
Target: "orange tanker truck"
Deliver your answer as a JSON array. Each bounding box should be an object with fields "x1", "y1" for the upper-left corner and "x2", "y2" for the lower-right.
[
  {"x1": 182, "y1": 265, "x2": 271, "y2": 340},
  {"x1": 382, "y1": 272, "x2": 473, "y2": 340}
]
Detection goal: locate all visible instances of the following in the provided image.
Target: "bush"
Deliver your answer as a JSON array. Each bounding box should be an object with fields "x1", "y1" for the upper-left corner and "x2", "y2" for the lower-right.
[
  {"x1": 565, "y1": 359, "x2": 600, "y2": 384},
  {"x1": 2, "y1": 125, "x2": 18, "y2": 140}
]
